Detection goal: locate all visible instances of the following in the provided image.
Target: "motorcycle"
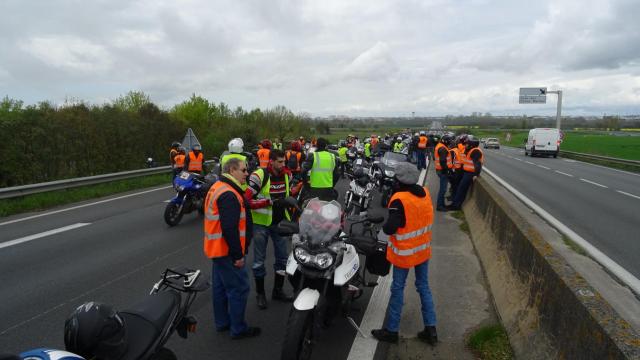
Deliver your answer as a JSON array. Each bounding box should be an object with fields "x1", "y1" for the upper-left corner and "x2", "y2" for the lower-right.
[
  {"x1": 164, "y1": 170, "x2": 217, "y2": 226},
  {"x1": 277, "y1": 198, "x2": 384, "y2": 360},
  {"x1": 65, "y1": 267, "x2": 209, "y2": 360},
  {"x1": 376, "y1": 151, "x2": 409, "y2": 207},
  {"x1": 344, "y1": 159, "x2": 376, "y2": 217}
]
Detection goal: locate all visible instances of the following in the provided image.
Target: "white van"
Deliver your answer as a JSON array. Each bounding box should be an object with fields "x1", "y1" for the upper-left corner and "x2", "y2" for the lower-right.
[{"x1": 524, "y1": 128, "x2": 560, "y2": 158}]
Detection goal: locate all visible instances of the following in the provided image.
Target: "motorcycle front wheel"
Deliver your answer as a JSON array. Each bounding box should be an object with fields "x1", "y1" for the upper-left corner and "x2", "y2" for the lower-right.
[
  {"x1": 164, "y1": 203, "x2": 184, "y2": 226},
  {"x1": 281, "y1": 309, "x2": 315, "y2": 360}
]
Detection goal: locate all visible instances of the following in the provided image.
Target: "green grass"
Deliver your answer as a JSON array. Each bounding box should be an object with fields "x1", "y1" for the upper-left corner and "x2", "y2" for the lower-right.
[
  {"x1": 562, "y1": 235, "x2": 587, "y2": 256},
  {"x1": 467, "y1": 324, "x2": 514, "y2": 360},
  {"x1": 0, "y1": 173, "x2": 172, "y2": 217},
  {"x1": 449, "y1": 210, "x2": 470, "y2": 235},
  {"x1": 469, "y1": 130, "x2": 640, "y2": 160}
]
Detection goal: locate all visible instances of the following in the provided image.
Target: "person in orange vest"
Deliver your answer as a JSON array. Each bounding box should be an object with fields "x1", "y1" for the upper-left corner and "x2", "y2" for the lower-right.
[
  {"x1": 448, "y1": 136, "x2": 464, "y2": 201},
  {"x1": 204, "y1": 157, "x2": 261, "y2": 339},
  {"x1": 185, "y1": 144, "x2": 204, "y2": 174},
  {"x1": 257, "y1": 140, "x2": 272, "y2": 168},
  {"x1": 285, "y1": 141, "x2": 304, "y2": 180},
  {"x1": 371, "y1": 162, "x2": 437, "y2": 345},
  {"x1": 434, "y1": 135, "x2": 453, "y2": 211},
  {"x1": 173, "y1": 147, "x2": 186, "y2": 175},
  {"x1": 416, "y1": 131, "x2": 428, "y2": 170},
  {"x1": 170, "y1": 141, "x2": 181, "y2": 176},
  {"x1": 448, "y1": 138, "x2": 483, "y2": 211}
]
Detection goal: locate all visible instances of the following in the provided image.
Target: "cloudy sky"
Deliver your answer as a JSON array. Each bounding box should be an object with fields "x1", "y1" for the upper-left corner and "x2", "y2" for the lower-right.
[{"x1": 1, "y1": 0, "x2": 639, "y2": 116}]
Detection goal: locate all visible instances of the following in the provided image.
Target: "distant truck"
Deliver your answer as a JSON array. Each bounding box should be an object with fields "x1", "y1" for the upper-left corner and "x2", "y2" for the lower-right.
[{"x1": 524, "y1": 128, "x2": 560, "y2": 158}]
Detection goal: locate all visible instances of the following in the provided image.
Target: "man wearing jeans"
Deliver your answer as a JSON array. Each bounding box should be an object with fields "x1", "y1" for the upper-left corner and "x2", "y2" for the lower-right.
[
  {"x1": 246, "y1": 149, "x2": 295, "y2": 309},
  {"x1": 204, "y1": 158, "x2": 260, "y2": 340},
  {"x1": 434, "y1": 134, "x2": 453, "y2": 211},
  {"x1": 372, "y1": 162, "x2": 437, "y2": 345}
]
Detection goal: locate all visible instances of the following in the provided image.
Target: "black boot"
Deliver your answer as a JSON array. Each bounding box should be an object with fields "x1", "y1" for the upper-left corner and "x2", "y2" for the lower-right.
[
  {"x1": 371, "y1": 328, "x2": 399, "y2": 343},
  {"x1": 418, "y1": 326, "x2": 438, "y2": 345},
  {"x1": 272, "y1": 274, "x2": 294, "y2": 302},
  {"x1": 255, "y1": 278, "x2": 267, "y2": 310}
]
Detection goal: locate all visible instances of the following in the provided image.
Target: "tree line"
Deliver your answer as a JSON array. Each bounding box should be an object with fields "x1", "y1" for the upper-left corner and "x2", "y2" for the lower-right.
[{"x1": 0, "y1": 92, "x2": 314, "y2": 187}]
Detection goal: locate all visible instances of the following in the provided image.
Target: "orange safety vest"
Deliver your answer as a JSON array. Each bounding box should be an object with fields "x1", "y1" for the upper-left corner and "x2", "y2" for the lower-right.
[
  {"x1": 418, "y1": 136, "x2": 428, "y2": 149},
  {"x1": 203, "y1": 181, "x2": 247, "y2": 258},
  {"x1": 285, "y1": 150, "x2": 302, "y2": 172},
  {"x1": 457, "y1": 143, "x2": 465, "y2": 153},
  {"x1": 188, "y1": 151, "x2": 203, "y2": 172},
  {"x1": 434, "y1": 143, "x2": 453, "y2": 171},
  {"x1": 385, "y1": 188, "x2": 433, "y2": 268},
  {"x1": 450, "y1": 148, "x2": 462, "y2": 170},
  {"x1": 462, "y1": 148, "x2": 484, "y2": 173},
  {"x1": 174, "y1": 154, "x2": 185, "y2": 168},
  {"x1": 257, "y1": 148, "x2": 271, "y2": 168}
]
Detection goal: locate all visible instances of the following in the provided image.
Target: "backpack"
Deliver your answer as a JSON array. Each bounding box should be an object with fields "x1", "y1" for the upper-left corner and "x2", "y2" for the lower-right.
[{"x1": 286, "y1": 151, "x2": 299, "y2": 170}]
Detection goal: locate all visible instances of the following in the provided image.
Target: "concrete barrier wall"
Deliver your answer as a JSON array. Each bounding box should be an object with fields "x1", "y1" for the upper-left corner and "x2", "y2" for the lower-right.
[{"x1": 463, "y1": 176, "x2": 640, "y2": 359}]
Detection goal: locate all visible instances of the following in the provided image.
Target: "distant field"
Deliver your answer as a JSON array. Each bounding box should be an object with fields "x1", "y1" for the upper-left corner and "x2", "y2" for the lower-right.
[{"x1": 469, "y1": 130, "x2": 640, "y2": 160}]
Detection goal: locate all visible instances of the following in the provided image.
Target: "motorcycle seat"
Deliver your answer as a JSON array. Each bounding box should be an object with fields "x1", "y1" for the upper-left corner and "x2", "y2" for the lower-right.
[{"x1": 118, "y1": 291, "x2": 181, "y2": 358}]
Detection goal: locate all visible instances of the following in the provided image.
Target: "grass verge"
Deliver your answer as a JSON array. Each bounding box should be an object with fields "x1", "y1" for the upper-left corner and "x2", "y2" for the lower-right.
[
  {"x1": 467, "y1": 324, "x2": 514, "y2": 360},
  {"x1": 0, "y1": 173, "x2": 172, "y2": 218},
  {"x1": 562, "y1": 235, "x2": 587, "y2": 256},
  {"x1": 449, "y1": 210, "x2": 470, "y2": 235}
]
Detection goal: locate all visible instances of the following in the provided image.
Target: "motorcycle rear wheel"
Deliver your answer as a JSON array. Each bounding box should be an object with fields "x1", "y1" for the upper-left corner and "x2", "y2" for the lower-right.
[
  {"x1": 281, "y1": 309, "x2": 314, "y2": 360},
  {"x1": 164, "y1": 203, "x2": 184, "y2": 226}
]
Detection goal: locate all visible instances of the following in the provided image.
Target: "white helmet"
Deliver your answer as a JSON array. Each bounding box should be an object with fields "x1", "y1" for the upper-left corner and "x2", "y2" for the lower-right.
[
  {"x1": 396, "y1": 136, "x2": 402, "y2": 141},
  {"x1": 228, "y1": 138, "x2": 244, "y2": 153},
  {"x1": 420, "y1": 130, "x2": 426, "y2": 135}
]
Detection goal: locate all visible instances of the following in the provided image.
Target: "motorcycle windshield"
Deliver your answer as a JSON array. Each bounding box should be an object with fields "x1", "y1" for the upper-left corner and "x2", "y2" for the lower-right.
[
  {"x1": 381, "y1": 152, "x2": 406, "y2": 168},
  {"x1": 299, "y1": 199, "x2": 343, "y2": 246},
  {"x1": 174, "y1": 171, "x2": 194, "y2": 187}
]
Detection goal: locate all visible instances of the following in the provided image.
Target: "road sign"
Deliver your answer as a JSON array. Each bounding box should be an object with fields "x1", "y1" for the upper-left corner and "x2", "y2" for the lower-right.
[
  {"x1": 519, "y1": 87, "x2": 547, "y2": 104},
  {"x1": 182, "y1": 128, "x2": 202, "y2": 151}
]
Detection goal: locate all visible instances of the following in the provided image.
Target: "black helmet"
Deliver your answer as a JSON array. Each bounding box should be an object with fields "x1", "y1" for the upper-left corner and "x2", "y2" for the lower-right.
[
  {"x1": 64, "y1": 302, "x2": 127, "y2": 360},
  {"x1": 441, "y1": 134, "x2": 453, "y2": 144},
  {"x1": 467, "y1": 139, "x2": 480, "y2": 148},
  {"x1": 171, "y1": 141, "x2": 181, "y2": 148}
]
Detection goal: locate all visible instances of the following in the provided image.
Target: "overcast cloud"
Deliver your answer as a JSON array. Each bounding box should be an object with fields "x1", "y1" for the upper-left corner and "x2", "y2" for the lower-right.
[{"x1": 1, "y1": 0, "x2": 639, "y2": 116}]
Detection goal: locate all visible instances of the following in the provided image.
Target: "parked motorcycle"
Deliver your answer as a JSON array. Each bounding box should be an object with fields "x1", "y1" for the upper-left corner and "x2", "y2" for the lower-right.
[
  {"x1": 278, "y1": 198, "x2": 384, "y2": 360},
  {"x1": 376, "y1": 151, "x2": 409, "y2": 207},
  {"x1": 64, "y1": 267, "x2": 209, "y2": 360},
  {"x1": 344, "y1": 161, "x2": 375, "y2": 217},
  {"x1": 164, "y1": 171, "x2": 217, "y2": 226}
]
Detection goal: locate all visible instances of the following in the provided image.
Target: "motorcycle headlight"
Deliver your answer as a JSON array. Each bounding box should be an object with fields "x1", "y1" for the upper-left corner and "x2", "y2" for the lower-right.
[
  {"x1": 294, "y1": 247, "x2": 312, "y2": 264},
  {"x1": 314, "y1": 252, "x2": 334, "y2": 269},
  {"x1": 354, "y1": 186, "x2": 366, "y2": 197},
  {"x1": 177, "y1": 185, "x2": 186, "y2": 192},
  {"x1": 384, "y1": 170, "x2": 395, "y2": 177}
]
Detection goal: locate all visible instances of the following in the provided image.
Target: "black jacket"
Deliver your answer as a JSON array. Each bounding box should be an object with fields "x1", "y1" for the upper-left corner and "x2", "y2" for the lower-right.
[
  {"x1": 217, "y1": 175, "x2": 253, "y2": 261},
  {"x1": 383, "y1": 184, "x2": 427, "y2": 235}
]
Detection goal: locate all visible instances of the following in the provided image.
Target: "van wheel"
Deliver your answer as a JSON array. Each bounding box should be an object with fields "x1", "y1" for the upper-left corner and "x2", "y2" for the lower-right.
[{"x1": 553, "y1": 152, "x2": 558, "y2": 158}]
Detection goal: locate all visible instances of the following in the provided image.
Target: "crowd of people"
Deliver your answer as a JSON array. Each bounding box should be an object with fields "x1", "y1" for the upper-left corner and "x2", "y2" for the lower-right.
[{"x1": 165, "y1": 129, "x2": 483, "y2": 344}]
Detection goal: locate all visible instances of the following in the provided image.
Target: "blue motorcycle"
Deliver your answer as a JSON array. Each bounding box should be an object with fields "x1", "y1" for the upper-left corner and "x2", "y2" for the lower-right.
[{"x1": 164, "y1": 171, "x2": 217, "y2": 226}]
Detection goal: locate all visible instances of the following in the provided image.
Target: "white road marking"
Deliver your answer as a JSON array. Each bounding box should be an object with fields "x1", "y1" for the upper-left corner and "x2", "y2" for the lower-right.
[
  {"x1": 617, "y1": 190, "x2": 640, "y2": 200},
  {"x1": 554, "y1": 170, "x2": 574, "y2": 177},
  {"x1": 580, "y1": 178, "x2": 608, "y2": 188},
  {"x1": 537, "y1": 165, "x2": 551, "y2": 170},
  {"x1": 525, "y1": 161, "x2": 535, "y2": 165},
  {"x1": 164, "y1": 200, "x2": 172, "y2": 203},
  {"x1": 563, "y1": 159, "x2": 577, "y2": 163},
  {"x1": 0, "y1": 223, "x2": 91, "y2": 250},
  {"x1": 0, "y1": 186, "x2": 173, "y2": 227},
  {"x1": 514, "y1": 158, "x2": 523, "y2": 162}
]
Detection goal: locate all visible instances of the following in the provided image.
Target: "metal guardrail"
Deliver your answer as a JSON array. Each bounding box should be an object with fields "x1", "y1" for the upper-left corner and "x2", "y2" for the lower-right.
[
  {"x1": 559, "y1": 150, "x2": 640, "y2": 166},
  {"x1": 0, "y1": 161, "x2": 217, "y2": 200},
  {"x1": 483, "y1": 167, "x2": 640, "y2": 297}
]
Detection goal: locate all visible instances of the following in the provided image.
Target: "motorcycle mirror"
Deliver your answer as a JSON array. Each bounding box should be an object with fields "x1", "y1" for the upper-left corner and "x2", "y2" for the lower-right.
[
  {"x1": 277, "y1": 220, "x2": 299, "y2": 236},
  {"x1": 367, "y1": 215, "x2": 385, "y2": 224},
  {"x1": 211, "y1": 156, "x2": 220, "y2": 162}
]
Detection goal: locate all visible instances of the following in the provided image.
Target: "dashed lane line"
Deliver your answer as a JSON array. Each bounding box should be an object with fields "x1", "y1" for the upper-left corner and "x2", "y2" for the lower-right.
[
  {"x1": 525, "y1": 161, "x2": 535, "y2": 165},
  {"x1": 580, "y1": 178, "x2": 608, "y2": 188},
  {"x1": 555, "y1": 170, "x2": 574, "y2": 177},
  {"x1": 537, "y1": 165, "x2": 551, "y2": 170},
  {"x1": 617, "y1": 190, "x2": 640, "y2": 200},
  {"x1": 0, "y1": 223, "x2": 91, "y2": 250}
]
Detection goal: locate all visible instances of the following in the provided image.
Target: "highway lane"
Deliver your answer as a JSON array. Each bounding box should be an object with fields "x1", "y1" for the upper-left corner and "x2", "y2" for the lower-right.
[
  {"x1": 482, "y1": 147, "x2": 640, "y2": 278},
  {"x1": 0, "y1": 179, "x2": 380, "y2": 359}
]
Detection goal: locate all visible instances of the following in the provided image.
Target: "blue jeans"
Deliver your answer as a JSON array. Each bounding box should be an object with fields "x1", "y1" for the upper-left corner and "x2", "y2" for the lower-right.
[
  {"x1": 212, "y1": 257, "x2": 250, "y2": 336},
  {"x1": 436, "y1": 171, "x2": 449, "y2": 208},
  {"x1": 252, "y1": 224, "x2": 289, "y2": 279},
  {"x1": 416, "y1": 151, "x2": 427, "y2": 170},
  {"x1": 452, "y1": 172, "x2": 474, "y2": 208},
  {"x1": 385, "y1": 260, "x2": 436, "y2": 332}
]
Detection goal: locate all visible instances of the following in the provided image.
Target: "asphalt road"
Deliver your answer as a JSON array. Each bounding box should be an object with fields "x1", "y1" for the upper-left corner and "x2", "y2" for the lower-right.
[
  {"x1": 0, "y1": 178, "x2": 383, "y2": 359},
  {"x1": 482, "y1": 146, "x2": 640, "y2": 278}
]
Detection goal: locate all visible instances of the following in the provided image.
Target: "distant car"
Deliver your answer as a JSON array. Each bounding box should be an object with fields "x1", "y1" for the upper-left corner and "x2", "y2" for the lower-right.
[
  {"x1": 480, "y1": 138, "x2": 487, "y2": 144},
  {"x1": 484, "y1": 138, "x2": 500, "y2": 149}
]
